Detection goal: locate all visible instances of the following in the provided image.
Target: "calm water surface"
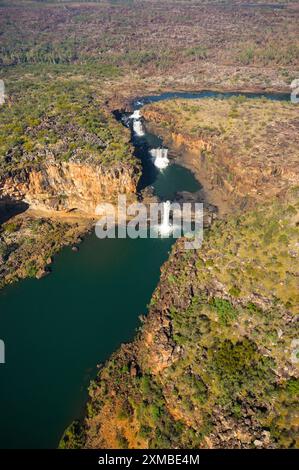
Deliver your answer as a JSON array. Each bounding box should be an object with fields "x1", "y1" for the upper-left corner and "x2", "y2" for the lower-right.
[{"x1": 0, "y1": 90, "x2": 288, "y2": 448}]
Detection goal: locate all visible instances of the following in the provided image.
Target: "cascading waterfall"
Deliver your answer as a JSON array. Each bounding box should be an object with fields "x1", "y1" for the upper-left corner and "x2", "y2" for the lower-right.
[
  {"x1": 129, "y1": 110, "x2": 140, "y2": 119},
  {"x1": 0, "y1": 88, "x2": 288, "y2": 449},
  {"x1": 150, "y1": 147, "x2": 169, "y2": 170},
  {"x1": 130, "y1": 110, "x2": 145, "y2": 136},
  {"x1": 133, "y1": 120, "x2": 144, "y2": 136},
  {"x1": 159, "y1": 200, "x2": 172, "y2": 236}
]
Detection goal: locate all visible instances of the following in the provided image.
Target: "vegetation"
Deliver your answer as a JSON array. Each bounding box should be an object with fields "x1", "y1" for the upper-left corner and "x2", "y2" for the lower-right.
[
  {"x1": 237, "y1": 43, "x2": 299, "y2": 66},
  {"x1": 0, "y1": 70, "x2": 135, "y2": 175},
  {"x1": 0, "y1": 213, "x2": 91, "y2": 288},
  {"x1": 1, "y1": 0, "x2": 298, "y2": 451},
  {"x1": 71, "y1": 192, "x2": 299, "y2": 449},
  {"x1": 143, "y1": 96, "x2": 298, "y2": 166},
  {"x1": 143, "y1": 97, "x2": 299, "y2": 209},
  {"x1": 0, "y1": 0, "x2": 298, "y2": 76},
  {"x1": 59, "y1": 421, "x2": 85, "y2": 449}
]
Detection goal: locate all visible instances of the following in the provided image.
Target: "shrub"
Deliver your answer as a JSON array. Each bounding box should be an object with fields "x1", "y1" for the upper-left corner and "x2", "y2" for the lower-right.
[
  {"x1": 238, "y1": 46, "x2": 255, "y2": 65},
  {"x1": 58, "y1": 421, "x2": 85, "y2": 449},
  {"x1": 3, "y1": 222, "x2": 19, "y2": 233},
  {"x1": 210, "y1": 338, "x2": 275, "y2": 407},
  {"x1": 26, "y1": 261, "x2": 38, "y2": 278},
  {"x1": 210, "y1": 298, "x2": 238, "y2": 325}
]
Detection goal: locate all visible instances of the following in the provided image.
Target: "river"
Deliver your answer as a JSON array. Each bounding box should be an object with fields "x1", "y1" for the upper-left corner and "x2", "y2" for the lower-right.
[{"x1": 0, "y1": 90, "x2": 289, "y2": 448}]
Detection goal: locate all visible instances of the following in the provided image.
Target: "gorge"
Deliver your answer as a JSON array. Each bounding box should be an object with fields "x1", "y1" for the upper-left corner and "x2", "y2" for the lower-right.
[{"x1": 1, "y1": 89, "x2": 297, "y2": 449}]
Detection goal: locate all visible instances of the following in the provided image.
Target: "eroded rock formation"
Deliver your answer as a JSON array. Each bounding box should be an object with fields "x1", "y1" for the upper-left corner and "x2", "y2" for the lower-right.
[{"x1": 0, "y1": 159, "x2": 140, "y2": 214}]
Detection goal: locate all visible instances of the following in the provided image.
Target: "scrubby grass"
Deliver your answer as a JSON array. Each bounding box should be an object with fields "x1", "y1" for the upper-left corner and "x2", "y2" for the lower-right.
[
  {"x1": 0, "y1": 68, "x2": 134, "y2": 174},
  {"x1": 72, "y1": 193, "x2": 299, "y2": 449},
  {"x1": 143, "y1": 96, "x2": 298, "y2": 170},
  {"x1": 0, "y1": 1, "x2": 298, "y2": 73}
]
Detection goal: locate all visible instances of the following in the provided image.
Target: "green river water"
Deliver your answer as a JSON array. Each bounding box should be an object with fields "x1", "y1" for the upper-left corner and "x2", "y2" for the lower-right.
[{"x1": 0, "y1": 91, "x2": 288, "y2": 448}]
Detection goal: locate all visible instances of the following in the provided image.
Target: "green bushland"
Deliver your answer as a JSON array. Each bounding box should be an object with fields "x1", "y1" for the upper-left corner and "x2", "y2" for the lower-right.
[
  {"x1": 0, "y1": 215, "x2": 89, "y2": 288},
  {"x1": 67, "y1": 193, "x2": 299, "y2": 449},
  {"x1": 1, "y1": 0, "x2": 297, "y2": 74},
  {"x1": 237, "y1": 43, "x2": 299, "y2": 66},
  {"x1": 1, "y1": 1, "x2": 298, "y2": 450},
  {"x1": 0, "y1": 66, "x2": 135, "y2": 176},
  {"x1": 59, "y1": 421, "x2": 85, "y2": 449}
]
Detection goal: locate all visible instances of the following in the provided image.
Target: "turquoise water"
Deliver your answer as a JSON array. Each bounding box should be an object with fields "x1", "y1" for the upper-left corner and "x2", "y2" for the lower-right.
[
  {"x1": 0, "y1": 90, "x2": 288, "y2": 448},
  {"x1": 0, "y1": 234, "x2": 175, "y2": 448}
]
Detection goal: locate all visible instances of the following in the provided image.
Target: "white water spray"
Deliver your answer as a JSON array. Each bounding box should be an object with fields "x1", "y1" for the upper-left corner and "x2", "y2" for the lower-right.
[
  {"x1": 150, "y1": 147, "x2": 169, "y2": 170},
  {"x1": 130, "y1": 109, "x2": 141, "y2": 120},
  {"x1": 130, "y1": 109, "x2": 144, "y2": 136},
  {"x1": 132, "y1": 119, "x2": 144, "y2": 136},
  {"x1": 159, "y1": 201, "x2": 172, "y2": 236}
]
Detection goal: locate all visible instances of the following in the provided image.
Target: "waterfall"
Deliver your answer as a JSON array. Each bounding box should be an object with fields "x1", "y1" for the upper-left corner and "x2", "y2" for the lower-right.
[
  {"x1": 130, "y1": 110, "x2": 141, "y2": 120},
  {"x1": 130, "y1": 109, "x2": 144, "y2": 136},
  {"x1": 159, "y1": 201, "x2": 172, "y2": 236},
  {"x1": 132, "y1": 119, "x2": 145, "y2": 136},
  {"x1": 150, "y1": 147, "x2": 169, "y2": 170}
]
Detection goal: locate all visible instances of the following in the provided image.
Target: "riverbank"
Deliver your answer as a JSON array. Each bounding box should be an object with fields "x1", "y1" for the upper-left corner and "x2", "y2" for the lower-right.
[
  {"x1": 63, "y1": 92, "x2": 299, "y2": 450},
  {"x1": 76, "y1": 193, "x2": 299, "y2": 449},
  {"x1": 142, "y1": 95, "x2": 298, "y2": 214},
  {"x1": 0, "y1": 86, "x2": 292, "y2": 291},
  {"x1": 1, "y1": 90, "x2": 297, "y2": 453},
  {"x1": 0, "y1": 210, "x2": 94, "y2": 288},
  {"x1": 1, "y1": 0, "x2": 299, "y2": 450},
  {"x1": 0, "y1": 90, "x2": 205, "y2": 449}
]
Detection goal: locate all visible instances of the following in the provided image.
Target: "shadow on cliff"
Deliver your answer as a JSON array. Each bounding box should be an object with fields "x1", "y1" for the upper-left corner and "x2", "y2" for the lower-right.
[{"x1": 0, "y1": 198, "x2": 29, "y2": 224}]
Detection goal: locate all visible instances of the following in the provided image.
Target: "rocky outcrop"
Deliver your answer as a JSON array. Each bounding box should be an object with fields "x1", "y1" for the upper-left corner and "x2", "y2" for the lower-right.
[
  {"x1": 142, "y1": 101, "x2": 299, "y2": 213},
  {"x1": 61, "y1": 97, "x2": 299, "y2": 451},
  {"x1": 0, "y1": 212, "x2": 92, "y2": 288},
  {"x1": 66, "y1": 195, "x2": 299, "y2": 450},
  {"x1": 0, "y1": 159, "x2": 140, "y2": 215}
]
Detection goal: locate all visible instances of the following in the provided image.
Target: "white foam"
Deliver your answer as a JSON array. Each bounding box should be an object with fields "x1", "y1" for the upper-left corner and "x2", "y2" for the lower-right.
[
  {"x1": 158, "y1": 201, "x2": 172, "y2": 236},
  {"x1": 130, "y1": 109, "x2": 141, "y2": 120},
  {"x1": 150, "y1": 148, "x2": 169, "y2": 170},
  {"x1": 133, "y1": 119, "x2": 144, "y2": 136}
]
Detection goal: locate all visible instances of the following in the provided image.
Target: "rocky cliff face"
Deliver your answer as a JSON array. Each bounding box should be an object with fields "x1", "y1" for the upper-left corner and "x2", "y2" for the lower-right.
[
  {"x1": 142, "y1": 99, "x2": 299, "y2": 213},
  {"x1": 59, "y1": 96, "x2": 299, "y2": 451},
  {"x1": 0, "y1": 156, "x2": 140, "y2": 289},
  {"x1": 62, "y1": 194, "x2": 298, "y2": 450},
  {"x1": 0, "y1": 159, "x2": 140, "y2": 215}
]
